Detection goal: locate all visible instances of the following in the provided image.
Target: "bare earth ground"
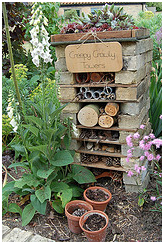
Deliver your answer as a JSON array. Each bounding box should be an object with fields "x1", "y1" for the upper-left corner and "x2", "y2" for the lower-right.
[{"x1": 2, "y1": 151, "x2": 162, "y2": 242}]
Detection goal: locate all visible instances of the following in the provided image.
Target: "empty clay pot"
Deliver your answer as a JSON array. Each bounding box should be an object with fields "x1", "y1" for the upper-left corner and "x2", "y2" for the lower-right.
[
  {"x1": 83, "y1": 186, "x2": 112, "y2": 211},
  {"x1": 65, "y1": 200, "x2": 93, "y2": 234},
  {"x1": 79, "y1": 210, "x2": 109, "y2": 242}
]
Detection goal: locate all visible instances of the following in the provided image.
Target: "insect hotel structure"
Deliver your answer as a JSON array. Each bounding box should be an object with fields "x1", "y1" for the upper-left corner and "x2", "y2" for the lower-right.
[{"x1": 51, "y1": 29, "x2": 153, "y2": 192}]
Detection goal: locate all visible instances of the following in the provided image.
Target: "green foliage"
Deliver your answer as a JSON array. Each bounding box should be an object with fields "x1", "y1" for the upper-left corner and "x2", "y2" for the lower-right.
[
  {"x1": 149, "y1": 58, "x2": 162, "y2": 137},
  {"x1": 2, "y1": 114, "x2": 13, "y2": 147},
  {"x1": 146, "y1": 2, "x2": 162, "y2": 12}
]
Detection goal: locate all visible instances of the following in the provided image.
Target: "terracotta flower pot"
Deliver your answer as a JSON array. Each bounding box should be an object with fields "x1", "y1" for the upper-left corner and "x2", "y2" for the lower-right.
[
  {"x1": 83, "y1": 186, "x2": 112, "y2": 211},
  {"x1": 79, "y1": 210, "x2": 109, "y2": 242},
  {"x1": 65, "y1": 200, "x2": 93, "y2": 234}
]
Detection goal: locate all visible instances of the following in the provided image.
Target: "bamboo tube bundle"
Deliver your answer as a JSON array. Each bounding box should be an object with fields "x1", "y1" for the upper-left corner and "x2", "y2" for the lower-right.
[
  {"x1": 78, "y1": 104, "x2": 100, "y2": 127},
  {"x1": 107, "y1": 93, "x2": 116, "y2": 100},
  {"x1": 84, "y1": 90, "x2": 93, "y2": 99},
  {"x1": 104, "y1": 72, "x2": 115, "y2": 83},
  {"x1": 92, "y1": 89, "x2": 103, "y2": 100},
  {"x1": 75, "y1": 73, "x2": 90, "y2": 83},
  {"x1": 105, "y1": 103, "x2": 119, "y2": 117}
]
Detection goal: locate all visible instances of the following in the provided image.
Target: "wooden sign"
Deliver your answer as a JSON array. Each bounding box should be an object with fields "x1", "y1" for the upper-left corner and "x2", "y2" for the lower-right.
[{"x1": 65, "y1": 42, "x2": 123, "y2": 73}]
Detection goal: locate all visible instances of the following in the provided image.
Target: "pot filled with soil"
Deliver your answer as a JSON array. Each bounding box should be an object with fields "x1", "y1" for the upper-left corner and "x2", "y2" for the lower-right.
[
  {"x1": 65, "y1": 200, "x2": 93, "y2": 234},
  {"x1": 79, "y1": 210, "x2": 109, "y2": 242},
  {"x1": 83, "y1": 186, "x2": 112, "y2": 211}
]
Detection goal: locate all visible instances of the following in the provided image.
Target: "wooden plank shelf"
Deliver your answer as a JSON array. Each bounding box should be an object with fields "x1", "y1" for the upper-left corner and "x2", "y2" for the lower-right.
[
  {"x1": 72, "y1": 162, "x2": 126, "y2": 172},
  {"x1": 74, "y1": 138, "x2": 123, "y2": 145},
  {"x1": 60, "y1": 98, "x2": 140, "y2": 103},
  {"x1": 76, "y1": 147, "x2": 125, "y2": 158},
  {"x1": 59, "y1": 82, "x2": 139, "y2": 88},
  {"x1": 76, "y1": 124, "x2": 137, "y2": 132},
  {"x1": 51, "y1": 28, "x2": 150, "y2": 43}
]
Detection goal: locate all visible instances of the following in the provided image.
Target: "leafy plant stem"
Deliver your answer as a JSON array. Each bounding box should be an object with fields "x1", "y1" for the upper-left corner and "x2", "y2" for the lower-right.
[{"x1": 2, "y1": 2, "x2": 23, "y2": 113}]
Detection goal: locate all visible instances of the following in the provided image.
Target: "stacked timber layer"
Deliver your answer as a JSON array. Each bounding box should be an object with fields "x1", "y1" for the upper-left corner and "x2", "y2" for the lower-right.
[{"x1": 52, "y1": 29, "x2": 153, "y2": 193}]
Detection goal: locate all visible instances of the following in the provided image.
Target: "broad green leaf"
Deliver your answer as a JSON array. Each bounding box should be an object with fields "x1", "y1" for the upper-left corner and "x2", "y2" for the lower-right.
[
  {"x1": 57, "y1": 188, "x2": 72, "y2": 208},
  {"x1": 14, "y1": 174, "x2": 40, "y2": 188},
  {"x1": 30, "y1": 75, "x2": 40, "y2": 83},
  {"x1": 71, "y1": 165, "x2": 96, "y2": 184},
  {"x1": 50, "y1": 181, "x2": 70, "y2": 192},
  {"x1": 10, "y1": 144, "x2": 26, "y2": 154},
  {"x1": 68, "y1": 184, "x2": 84, "y2": 197},
  {"x1": 30, "y1": 194, "x2": 47, "y2": 215},
  {"x1": 2, "y1": 181, "x2": 16, "y2": 201},
  {"x1": 52, "y1": 200, "x2": 64, "y2": 214},
  {"x1": 22, "y1": 124, "x2": 39, "y2": 137},
  {"x1": 35, "y1": 185, "x2": 51, "y2": 203},
  {"x1": 8, "y1": 162, "x2": 29, "y2": 170},
  {"x1": 50, "y1": 150, "x2": 74, "y2": 166},
  {"x1": 8, "y1": 203, "x2": 22, "y2": 216},
  {"x1": 22, "y1": 203, "x2": 35, "y2": 226},
  {"x1": 25, "y1": 116, "x2": 43, "y2": 128},
  {"x1": 37, "y1": 168, "x2": 54, "y2": 179}
]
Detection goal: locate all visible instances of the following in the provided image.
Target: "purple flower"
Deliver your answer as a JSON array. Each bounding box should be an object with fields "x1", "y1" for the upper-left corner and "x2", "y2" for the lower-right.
[
  {"x1": 150, "y1": 196, "x2": 156, "y2": 201},
  {"x1": 155, "y1": 27, "x2": 162, "y2": 45},
  {"x1": 149, "y1": 133, "x2": 155, "y2": 139},
  {"x1": 127, "y1": 170, "x2": 134, "y2": 177},
  {"x1": 140, "y1": 156, "x2": 145, "y2": 161},
  {"x1": 126, "y1": 135, "x2": 133, "y2": 147},
  {"x1": 133, "y1": 132, "x2": 140, "y2": 139},
  {"x1": 140, "y1": 124, "x2": 145, "y2": 129},
  {"x1": 126, "y1": 157, "x2": 130, "y2": 163},
  {"x1": 159, "y1": 115, "x2": 162, "y2": 119}
]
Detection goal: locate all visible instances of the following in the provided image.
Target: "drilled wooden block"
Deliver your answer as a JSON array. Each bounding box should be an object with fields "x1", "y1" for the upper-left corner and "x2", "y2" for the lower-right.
[{"x1": 116, "y1": 75, "x2": 150, "y2": 101}]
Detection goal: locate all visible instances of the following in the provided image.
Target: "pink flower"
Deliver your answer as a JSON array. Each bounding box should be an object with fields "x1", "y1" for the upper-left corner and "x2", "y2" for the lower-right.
[
  {"x1": 141, "y1": 166, "x2": 146, "y2": 171},
  {"x1": 159, "y1": 115, "x2": 162, "y2": 119},
  {"x1": 126, "y1": 157, "x2": 130, "y2": 163},
  {"x1": 143, "y1": 142, "x2": 152, "y2": 151},
  {"x1": 140, "y1": 156, "x2": 145, "y2": 161},
  {"x1": 127, "y1": 170, "x2": 134, "y2": 177},
  {"x1": 144, "y1": 151, "x2": 149, "y2": 157},
  {"x1": 159, "y1": 173, "x2": 162, "y2": 178},
  {"x1": 143, "y1": 135, "x2": 149, "y2": 141},
  {"x1": 127, "y1": 152, "x2": 133, "y2": 158},
  {"x1": 133, "y1": 132, "x2": 140, "y2": 139},
  {"x1": 127, "y1": 149, "x2": 132, "y2": 154},
  {"x1": 156, "y1": 154, "x2": 161, "y2": 161},
  {"x1": 126, "y1": 135, "x2": 133, "y2": 147},
  {"x1": 139, "y1": 140, "x2": 145, "y2": 149},
  {"x1": 147, "y1": 153, "x2": 154, "y2": 161},
  {"x1": 150, "y1": 196, "x2": 156, "y2": 201},
  {"x1": 152, "y1": 139, "x2": 162, "y2": 148},
  {"x1": 134, "y1": 164, "x2": 141, "y2": 174},
  {"x1": 149, "y1": 133, "x2": 155, "y2": 139},
  {"x1": 140, "y1": 124, "x2": 145, "y2": 129}
]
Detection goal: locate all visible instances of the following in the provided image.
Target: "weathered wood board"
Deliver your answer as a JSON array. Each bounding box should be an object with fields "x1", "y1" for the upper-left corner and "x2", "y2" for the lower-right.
[
  {"x1": 51, "y1": 29, "x2": 150, "y2": 43},
  {"x1": 65, "y1": 42, "x2": 123, "y2": 72}
]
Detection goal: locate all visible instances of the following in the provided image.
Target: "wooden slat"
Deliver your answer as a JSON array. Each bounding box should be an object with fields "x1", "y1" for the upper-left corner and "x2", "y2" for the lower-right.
[
  {"x1": 72, "y1": 162, "x2": 126, "y2": 172},
  {"x1": 76, "y1": 147, "x2": 125, "y2": 158},
  {"x1": 74, "y1": 138, "x2": 123, "y2": 145},
  {"x1": 59, "y1": 82, "x2": 138, "y2": 88},
  {"x1": 51, "y1": 30, "x2": 132, "y2": 43},
  {"x1": 76, "y1": 124, "x2": 137, "y2": 132}
]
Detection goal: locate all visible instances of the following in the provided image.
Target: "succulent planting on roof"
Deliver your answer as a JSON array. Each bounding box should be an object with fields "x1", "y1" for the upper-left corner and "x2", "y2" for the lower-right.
[{"x1": 60, "y1": 4, "x2": 138, "y2": 34}]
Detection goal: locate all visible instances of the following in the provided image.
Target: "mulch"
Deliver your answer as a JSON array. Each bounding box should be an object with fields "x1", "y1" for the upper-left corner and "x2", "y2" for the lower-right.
[{"x1": 2, "y1": 150, "x2": 162, "y2": 242}]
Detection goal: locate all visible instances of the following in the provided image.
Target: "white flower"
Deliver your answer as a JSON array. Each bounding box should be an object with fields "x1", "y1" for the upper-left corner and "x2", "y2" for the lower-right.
[
  {"x1": 30, "y1": 38, "x2": 38, "y2": 46},
  {"x1": 32, "y1": 55, "x2": 39, "y2": 67},
  {"x1": 7, "y1": 108, "x2": 14, "y2": 119},
  {"x1": 10, "y1": 118, "x2": 17, "y2": 128},
  {"x1": 43, "y1": 16, "x2": 48, "y2": 26}
]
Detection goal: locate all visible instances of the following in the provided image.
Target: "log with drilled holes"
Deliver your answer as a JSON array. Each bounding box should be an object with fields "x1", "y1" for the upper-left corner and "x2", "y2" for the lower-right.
[
  {"x1": 98, "y1": 114, "x2": 116, "y2": 128},
  {"x1": 78, "y1": 104, "x2": 100, "y2": 127},
  {"x1": 105, "y1": 102, "x2": 119, "y2": 117}
]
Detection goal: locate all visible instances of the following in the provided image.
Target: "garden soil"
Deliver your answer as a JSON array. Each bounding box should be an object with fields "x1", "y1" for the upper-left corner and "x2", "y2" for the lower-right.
[{"x1": 2, "y1": 151, "x2": 162, "y2": 242}]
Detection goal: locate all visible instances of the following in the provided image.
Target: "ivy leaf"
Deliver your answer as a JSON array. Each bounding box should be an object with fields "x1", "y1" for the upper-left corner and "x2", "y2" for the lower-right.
[
  {"x1": 35, "y1": 185, "x2": 51, "y2": 203},
  {"x1": 22, "y1": 203, "x2": 35, "y2": 226}
]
